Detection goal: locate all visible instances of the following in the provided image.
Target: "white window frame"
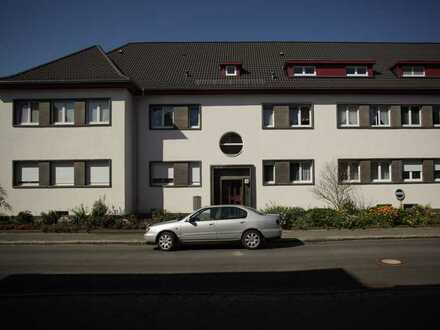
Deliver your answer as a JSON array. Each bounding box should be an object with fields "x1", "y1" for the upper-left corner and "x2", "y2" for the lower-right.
[
  {"x1": 372, "y1": 161, "x2": 392, "y2": 182},
  {"x1": 403, "y1": 162, "x2": 423, "y2": 182},
  {"x1": 293, "y1": 66, "x2": 316, "y2": 77},
  {"x1": 16, "y1": 101, "x2": 39, "y2": 126},
  {"x1": 339, "y1": 105, "x2": 360, "y2": 127},
  {"x1": 87, "y1": 100, "x2": 110, "y2": 125},
  {"x1": 263, "y1": 162, "x2": 275, "y2": 184},
  {"x1": 189, "y1": 106, "x2": 201, "y2": 129},
  {"x1": 53, "y1": 101, "x2": 74, "y2": 125},
  {"x1": 402, "y1": 65, "x2": 425, "y2": 77},
  {"x1": 370, "y1": 105, "x2": 390, "y2": 127},
  {"x1": 290, "y1": 161, "x2": 313, "y2": 184},
  {"x1": 401, "y1": 106, "x2": 421, "y2": 127},
  {"x1": 225, "y1": 65, "x2": 238, "y2": 77},
  {"x1": 346, "y1": 66, "x2": 368, "y2": 77},
  {"x1": 263, "y1": 107, "x2": 274, "y2": 128},
  {"x1": 341, "y1": 161, "x2": 360, "y2": 183},
  {"x1": 289, "y1": 105, "x2": 312, "y2": 127}
]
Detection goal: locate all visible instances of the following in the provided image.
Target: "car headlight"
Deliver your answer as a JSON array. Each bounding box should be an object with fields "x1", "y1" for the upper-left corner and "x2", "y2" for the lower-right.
[{"x1": 145, "y1": 225, "x2": 151, "y2": 233}]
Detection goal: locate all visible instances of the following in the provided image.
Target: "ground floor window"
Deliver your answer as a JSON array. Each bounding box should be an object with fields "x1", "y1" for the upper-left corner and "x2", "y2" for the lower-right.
[
  {"x1": 16, "y1": 162, "x2": 39, "y2": 186},
  {"x1": 403, "y1": 161, "x2": 423, "y2": 182},
  {"x1": 86, "y1": 160, "x2": 111, "y2": 186},
  {"x1": 263, "y1": 162, "x2": 275, "y2": 184},
  {"x1": 290, "y1": 161, "x2": 313, "y2": 183},
  {"x1": 340, "y1": 161, "x2": 360, "y2": 183},
  {"x1": 372, "y1": 161, "x2": 391, "y2": 182}
]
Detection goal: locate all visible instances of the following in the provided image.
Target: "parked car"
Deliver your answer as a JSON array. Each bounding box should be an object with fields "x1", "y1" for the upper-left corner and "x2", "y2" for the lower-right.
[{"x1": 144, "y1": 205, "x2": 281, "y2": 251}]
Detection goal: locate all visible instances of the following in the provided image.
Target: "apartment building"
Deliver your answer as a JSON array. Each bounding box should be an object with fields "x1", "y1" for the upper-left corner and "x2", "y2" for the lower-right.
[{"x1": 0, "y1": 42, "x2": 439, "y2": 215}]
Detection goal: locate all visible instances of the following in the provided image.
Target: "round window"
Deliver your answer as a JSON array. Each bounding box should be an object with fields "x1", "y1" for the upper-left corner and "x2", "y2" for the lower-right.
[{"x1": 219, "y1": 132, "x2": 243, "y2": 156}]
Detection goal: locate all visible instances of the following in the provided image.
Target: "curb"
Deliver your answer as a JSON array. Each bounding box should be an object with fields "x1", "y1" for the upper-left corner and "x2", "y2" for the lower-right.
[{"x1": 0, "y1": 235, "x2": 439, "y2": 245}]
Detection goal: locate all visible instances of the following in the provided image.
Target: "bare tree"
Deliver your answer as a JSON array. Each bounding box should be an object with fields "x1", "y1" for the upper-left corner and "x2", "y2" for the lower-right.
[
  {"x1": 312, "y1": 161, "x2": 354, "y2": 210},
  {"x1": 0, "y1": 185, "x2": 11, "y2": 213}
]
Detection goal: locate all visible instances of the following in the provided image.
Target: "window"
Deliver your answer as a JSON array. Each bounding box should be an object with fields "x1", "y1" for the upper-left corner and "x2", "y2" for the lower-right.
[
  {"x1": 346, "y1": 66, "x2": 368, "y2": 77},
  {"x1": 434, "y1": 161, "x2": 440, "y2": 181},
  {"x1": 52, "y1": 162, "x2": 74, "y2": 186},
  {"x1": 340, "y1": 161, "x2": 360, "y2": 182},
  {"x1": 86, "y1": 161, "x2": 110, "y2": 186},
  {"x1": 225, "y1": 65, "x2": 238, "y2": 76},
  {"x1": 151, "y1": 163, "x2": 174, "y2": 186},
  {"x1": 189, "y1": 106, "x2": 200, "y2": 128},
  {"x1": 263, "y1": 162, "x2": 275, "y2": 184},
  {"x1": 219, "y1": 132, "x2": 243, "y2": 156},
  {"x1": 433, "y1": 107, "x2": 440, "y2": 127},
  {"x1": 53, "y1": 101, "x2": 74, "y2": 125},
  {"x1": 289, "y1": 161, "x2": 313, "y2": 183},
  {"x1": 151, "y1": 106, "x2": 174, "y2": 129},
  {"x1": 289, "y1": 105, "x2": 311, "y2": 127},
  {"x1": 16, "y1": 162, "x2": 39, "y2": 186},
  {"x1": 372, "y1": 161, "x2": 391, "y2": 182},
  {"x1": 15, "y1": 101, "x2": 39, "y2": 125},
  {"x1": 402, "y1": 66, "x2": 425, "y2": 77},
  {"x1": 403, "y1": 162, "x2": 423, "y2": 182},
  {"x1": 338, "y1": 105, "x2": 359, "y2": 127},
  {"x1": 193, "y1": 208, "x2": 220, "y2": 221},
  {"x1": 401, "y1": 106, "x2": 421, "y2": 126},
  {"x1": 263, "y1": 106, "x2": 274, "y2": 128},
  {"x1": 87, "y1": 100, "x2": 110, "y2": 125},
  {"x1": 370, "y1": 105, "x2": 390, "y2": 127},
  {"x1": 190, "y1": 162, "x2": 201, "y2": 186},
  {"x1": 293, "y1": 66, "x2": 316, "y2": 76},
  {"x1": 219, "y1": 207, "x2": 247, "y2": 220}
]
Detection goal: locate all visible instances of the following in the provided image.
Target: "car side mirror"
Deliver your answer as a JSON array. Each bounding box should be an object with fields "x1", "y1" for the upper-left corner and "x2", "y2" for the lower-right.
[{"x1": 188, "y1": 216, "x2": 198, "y2": 223}]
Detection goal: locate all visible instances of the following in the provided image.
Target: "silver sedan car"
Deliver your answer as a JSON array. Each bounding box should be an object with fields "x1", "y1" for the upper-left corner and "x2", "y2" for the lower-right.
[{"x1": 144, "y1": 205, "x2": 281, "y2": 251}]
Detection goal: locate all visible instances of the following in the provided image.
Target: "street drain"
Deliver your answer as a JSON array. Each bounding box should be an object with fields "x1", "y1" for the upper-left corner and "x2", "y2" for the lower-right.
[{"x1": 380, "y1": 259, "x2": 402, "y2": 265}]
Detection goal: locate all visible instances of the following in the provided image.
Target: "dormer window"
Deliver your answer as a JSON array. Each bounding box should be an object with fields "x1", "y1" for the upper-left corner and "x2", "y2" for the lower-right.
[
  {"x1": 225, "y1": 65, "x2": 238, "y2": 76},
  {"x1": 346, "y1": 66, "x2": 368, "y2": 77},
  {"x1": 294, "y1": 66, "x2": 316, "y2": 77},
  {"x1": 402, "y1": 65, "x2": 425, "y2": 77}
]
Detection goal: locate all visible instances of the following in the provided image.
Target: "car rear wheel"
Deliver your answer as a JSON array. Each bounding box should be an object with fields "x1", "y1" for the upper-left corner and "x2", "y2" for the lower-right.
[
  {"x1": 242, "y1": 230, "x2": 263, "y2": 249},
  {"x1": 157, "y1": 231, "x2": 177, "y2": 251}
]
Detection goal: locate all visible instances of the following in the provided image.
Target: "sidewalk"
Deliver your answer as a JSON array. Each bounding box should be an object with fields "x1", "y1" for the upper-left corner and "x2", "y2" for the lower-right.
[{"x1": 0, "y1": 227, "x2": 439, "y2": 245}]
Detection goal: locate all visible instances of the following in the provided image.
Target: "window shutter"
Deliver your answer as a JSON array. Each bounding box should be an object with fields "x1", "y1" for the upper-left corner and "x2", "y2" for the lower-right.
[
  {"x1": 390, "y1": 105, "x2": 401, "y2": 128},
  {"x1": 74, "y1": 161, "x2": 85, "y2": 186},
  {"x1": 421, "y1": 106, "x2": 433, "y2": 128},
  {"x1": 423, "y1": 159, "x2": 434, "y2": 183},
  {"x1": 54, "y1": 163, "x2": 74, "y2": 185},
  {"x1": 174, "y1": 106, "x2": 189, "y2": 129},
  {"x1": 391, "y1": 160, "x2": 402, "y2": 183},
  {"x1": 174, "y1": 162, "x2": 189, "y2": 186},
  {"x1": 358, "y1": 105, "x2": 370, "y2": 128},
  {"x1": 273, "y1": 105, "x2": 289, "y2": 128},
  {"x1": 275, "y1": 161, "x2": 289, "y2": 184},
  {"x1": 74, "y1": 101, "x2": 86, "y2": 126},
  {"x1": 39, "y1": 102, "x2": 51, "y2": 126},
  {"x1": 360, "y1": 160, "x2": 371, "y2": 183},
  {"x1": 38, "y1": 162, "x2": 50, "y2": 186}
]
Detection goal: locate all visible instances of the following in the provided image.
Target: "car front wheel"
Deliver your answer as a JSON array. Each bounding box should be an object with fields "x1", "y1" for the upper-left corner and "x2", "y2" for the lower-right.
[
  {"x1": 242, "y1": 230, "x2": 263, "y2": 249},
  {"x1": 157, "y1": 231, "x2": 177, "y2": 251}
]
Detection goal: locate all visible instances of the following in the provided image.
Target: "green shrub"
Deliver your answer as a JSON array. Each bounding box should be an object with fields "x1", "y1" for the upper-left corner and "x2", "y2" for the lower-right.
[
  {"x1": 71, "y1": 205, "x2": 89, "y2": 225},
  {"x1": 0, "y1": 215, "x2": 12, "y2": 224},
  {"x1": 90, "y1": 197, "x2": 109, "y2": 227},
  {"x1": 261, "y1": 205, "x2": 306, "y2": 229},
  {"x1": 15, "y1": 211, "x2": 34, "y2": 224},
  {"x1": 40, "y1": 210, "x2": 61, "y2": 225},
  {"x1": 152, "y1": 209, "x2": 187, "y2": 223},
  {"x1": 303, "y1": 208, "x2": 340, "y2": 228}
]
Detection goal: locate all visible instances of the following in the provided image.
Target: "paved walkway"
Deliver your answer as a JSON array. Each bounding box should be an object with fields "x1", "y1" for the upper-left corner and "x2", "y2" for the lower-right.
[{"x1": 0, "y1": 227, "x2": 439, "y2": 244}]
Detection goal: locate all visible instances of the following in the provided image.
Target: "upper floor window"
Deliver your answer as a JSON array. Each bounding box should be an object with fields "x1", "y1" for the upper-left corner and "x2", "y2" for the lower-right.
[
  {"x1": 370, "y1": 105, "x2": 390, "y2": 127},
  {"x1": 16, "y1": 162, "x2": 39, "y2": 186},
  {"x1": 189, "y1": 106, "x2": 201, "y2": 128},
  {"x1": 87, "y1": 100, "x2": 110, "y2": 125},
  {"x1": 262, "y1": 106, "x2": 274, "y2": 128},
  {"x1": 340, "y1": 161, "x2": 360, "y2": 183},
  {"x1": 293, "y1": 66, "x2": 316, "y2": 77},
  {"x1": 338, "y1": 105, "x2": 359, "y2": 127},
  {"x1": 372, "y1": 161, "x2": 391, "y2": 182},
  {"x1": 401, "y1": 106, "x2": 421, "y2": 127},
  {"x1": 346, "y1": 66, "x2": 368, "y2": 77},
  {"x1": 403, "y1": 161, "x2": 423, "y2": 182},
  {"x1": 15, "y1": 101, "x2": 39, "y2": 126},
  {"x1": 402, "y1": 66, "x2": 425, "y2": 77},
  {"x1": 289, "y1": 105, "x2": 311, "y2": 127},
  {"x1": 150, "y1": 105, "x2": 200, "y2": 129},
  {"x1": 289, "y1": 161, "x2": 313, "y2": 184},
  {"x1": 225, "y1": 65, "x2": 238, "y2": 76},
  {"x1": 53, "y1": 101, "x2": 74, "y2": 125}
]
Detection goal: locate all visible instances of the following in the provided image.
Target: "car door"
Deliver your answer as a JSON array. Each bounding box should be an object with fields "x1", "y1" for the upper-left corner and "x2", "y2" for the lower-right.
[
  {"x1": 214, "y1": 207, "x2": 248, "y2": 241},
  {"x1": 180, "y1": 207, "x2": 220, "y2": 242}
]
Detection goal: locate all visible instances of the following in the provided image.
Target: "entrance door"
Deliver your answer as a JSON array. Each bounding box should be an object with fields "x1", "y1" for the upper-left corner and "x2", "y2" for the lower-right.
[{"x1": 221, "y1": 179, "x2": 243, "y2": 205}]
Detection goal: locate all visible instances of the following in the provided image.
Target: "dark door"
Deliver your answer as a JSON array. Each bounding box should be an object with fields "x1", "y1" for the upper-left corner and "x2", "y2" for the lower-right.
[{"x1": 221, "y1": 179, "x2": 243, "y2": 205}]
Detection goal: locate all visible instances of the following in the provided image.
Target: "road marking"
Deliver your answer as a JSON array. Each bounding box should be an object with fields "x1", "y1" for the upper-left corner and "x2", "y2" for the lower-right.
[{"x1": 380, "y1": 259, "x2": 402, "y2": 265}]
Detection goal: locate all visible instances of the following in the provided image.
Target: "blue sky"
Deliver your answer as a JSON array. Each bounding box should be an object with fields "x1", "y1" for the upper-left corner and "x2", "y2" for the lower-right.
[{"x1": 0, "y1": 0, "x2": 439, "y2": 77}]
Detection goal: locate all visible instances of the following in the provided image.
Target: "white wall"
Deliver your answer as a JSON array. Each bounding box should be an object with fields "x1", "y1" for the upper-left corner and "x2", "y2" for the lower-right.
[
  {"x1": 0, "y1": 88, "x2": 132, "y2": 215},
  {"x1": 137, "y1": 94, "x2": 440, "y2": 212}
]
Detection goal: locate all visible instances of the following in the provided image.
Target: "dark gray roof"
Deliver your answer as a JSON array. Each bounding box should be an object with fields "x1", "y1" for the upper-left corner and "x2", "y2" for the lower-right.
[
  {"x1": 2, "y1": 42, "x2": 440, "y2": 92},
  {"x1": 0, "y1": 46, "x2": 130, "y2": 85}
]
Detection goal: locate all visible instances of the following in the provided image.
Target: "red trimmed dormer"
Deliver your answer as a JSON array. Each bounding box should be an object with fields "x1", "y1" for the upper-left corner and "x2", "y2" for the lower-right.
[
  {"x1": 220, "y1": 61, "x2": 242, "y2": 77},
  {"x1": 391, "y1": 61, "x2": 440, "y2": 78},
  {"x1": 285, "y1": 60, "x2": 375, "y2": 78}
]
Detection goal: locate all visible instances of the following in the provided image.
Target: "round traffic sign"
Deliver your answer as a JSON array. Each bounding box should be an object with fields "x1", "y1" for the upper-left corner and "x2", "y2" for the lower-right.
[{"x1": 395, "y1": 189, "x2": 405, "y2": 201}]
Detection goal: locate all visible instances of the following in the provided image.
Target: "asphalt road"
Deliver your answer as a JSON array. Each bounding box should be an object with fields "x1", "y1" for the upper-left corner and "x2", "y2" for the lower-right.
[{"x1": 1, "y1": 239, "x2": 440, "y2": 330}]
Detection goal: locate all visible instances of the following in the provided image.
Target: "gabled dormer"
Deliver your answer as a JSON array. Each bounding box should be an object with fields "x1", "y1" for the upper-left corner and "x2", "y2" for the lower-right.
[
  {"x1": 391, "y1": 61, "x2": 440, "y2": 78},
  {"x1": 220, "y1": 61, "x2": 242, "y2": 77},
  {"x1": 285, "y1": 60, "x2": 375, "y2": 78}
]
